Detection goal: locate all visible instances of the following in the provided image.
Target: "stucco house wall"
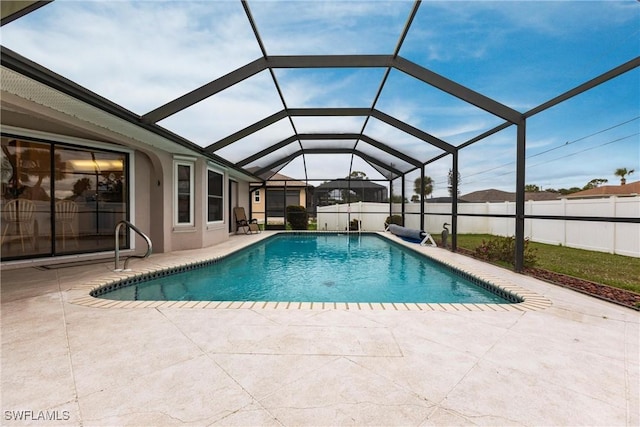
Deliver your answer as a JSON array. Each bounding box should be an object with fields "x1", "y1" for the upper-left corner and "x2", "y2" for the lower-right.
[{"x1": 1, "y1": 66, "x2": 255, "y2": 266}]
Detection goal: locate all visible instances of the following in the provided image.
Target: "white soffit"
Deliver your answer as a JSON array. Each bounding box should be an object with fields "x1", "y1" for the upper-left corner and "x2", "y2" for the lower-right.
[{"x1": 1, "y1": 66, "x2": 198, "y2": 156}]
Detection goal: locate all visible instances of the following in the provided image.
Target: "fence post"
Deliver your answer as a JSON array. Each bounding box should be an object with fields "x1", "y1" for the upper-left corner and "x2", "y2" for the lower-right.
[
  {"x1": 526, "y1": 200, "x2": 532, "y2": 238},
  {"x1": 561, "y1": 197, "x2": 567, "y2": 247},
  {"x1": 610, "y1": 196, "x2": 617, "y2": 254}
]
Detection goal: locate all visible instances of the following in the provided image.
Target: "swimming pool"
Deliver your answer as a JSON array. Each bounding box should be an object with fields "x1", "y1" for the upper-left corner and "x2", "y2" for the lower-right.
[{"x1": 94, "y1": 233, "x2": 519, "y2": 304}]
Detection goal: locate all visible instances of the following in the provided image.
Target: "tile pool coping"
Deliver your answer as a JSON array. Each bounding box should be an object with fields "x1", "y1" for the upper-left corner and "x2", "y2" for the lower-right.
[{"x1": 70, "y1": 231, "x2": 552, "y2": 312}]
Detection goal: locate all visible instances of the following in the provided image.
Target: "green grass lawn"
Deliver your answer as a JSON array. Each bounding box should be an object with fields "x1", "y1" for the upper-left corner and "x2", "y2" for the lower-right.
[{"x1": 445, "y1": 234, "x2": 640, "y2": 293}]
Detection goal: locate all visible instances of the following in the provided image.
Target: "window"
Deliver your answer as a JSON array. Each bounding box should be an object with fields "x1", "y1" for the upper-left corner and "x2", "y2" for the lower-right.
[
  {"x1": 254, "y1": 189, "x2": 260, "y2": 203},
  {"x1": 266, "y1": 189, "x2": 300, "y2": 217},
  {"x1": 1, "y1": 135, "x2": 130, "y2": 261},
  {"x1": 174, "y1": 160, "x2": 194, "y2": 226},
  {"x1": 207, "y1": 168, "x2": 223, "y2": 223}
]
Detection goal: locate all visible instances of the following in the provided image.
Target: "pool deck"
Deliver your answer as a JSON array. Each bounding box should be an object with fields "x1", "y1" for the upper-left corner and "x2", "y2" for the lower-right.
[{"x1": 1, "y1": 231, "x2": 638, "y2": 426}]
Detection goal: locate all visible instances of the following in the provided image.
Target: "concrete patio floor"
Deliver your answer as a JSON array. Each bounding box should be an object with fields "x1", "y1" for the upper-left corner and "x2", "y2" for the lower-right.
[{"x1": 1, "y1": 232, "x2": 638, "y2": 426}]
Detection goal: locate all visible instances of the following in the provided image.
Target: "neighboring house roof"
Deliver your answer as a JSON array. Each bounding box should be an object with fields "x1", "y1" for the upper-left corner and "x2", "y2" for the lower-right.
[
  {"x1": 460, "y1": 189, "x2": 513, "y2": 202},
  {"x1": 565, "y1": 181, "x2": 640, "y2": 198},
  {"x1": 522, "y1": 192, "x2": 563, "y2": 201},
  {"x1": 423, "y1": 197, "x2": 467, "y2": 203},
  {"x1": 460, "y1": 189, "x2": 561, "y2": 203},
  {"x1": 247, "y1": 168, "x2": 308, "y2": 187},
  {"x1": 315, "y1": 179, "x2": 386, "y2": 190}
]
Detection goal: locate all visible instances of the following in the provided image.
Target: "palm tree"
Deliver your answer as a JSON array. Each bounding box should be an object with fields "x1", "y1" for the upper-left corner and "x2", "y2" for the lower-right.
[
  {"x1": 583, "y1": 178, "x2": 608, "y2": 190},
  {"x1": 614, "y1": 167, "x2": 634, "y2": 185},
  {"x1": 414, "y1": 176, "x2": 433, "y2": 200},
  {"x1": 3, "y1": 146, "x2": 66, "y2": 199}
]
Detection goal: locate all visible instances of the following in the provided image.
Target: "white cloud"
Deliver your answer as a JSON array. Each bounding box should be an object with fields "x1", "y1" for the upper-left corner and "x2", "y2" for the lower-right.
[
  {"x1": 2, "y1": 0, "x2": 637, "y2": 185},
  {"x1": 249, "y1": 1, "x2": 411, "y2": 54},
  {"x1": 279, "y1": 153, "x2": 389, "y2": 182},
  {"x1": 275, "y1": 68, "x2": 383, "y2": 108},
  {"x1": 3, "y1": 1, "x2": 263, "y2": 112},
  {"x1": 159, "y1": 70, "x2": 284, "y2": 144}
]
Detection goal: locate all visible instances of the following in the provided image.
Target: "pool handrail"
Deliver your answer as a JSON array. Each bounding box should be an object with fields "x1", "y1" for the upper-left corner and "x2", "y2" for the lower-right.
[{"x1": 114, "y1": 220, "x2": 153, "y2": 271}]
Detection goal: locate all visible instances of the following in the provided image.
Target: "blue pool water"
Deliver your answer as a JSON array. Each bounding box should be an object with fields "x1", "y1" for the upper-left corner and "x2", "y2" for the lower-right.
[{"x1": 98, "y1": 234, "x2": 511, "y2": 304}]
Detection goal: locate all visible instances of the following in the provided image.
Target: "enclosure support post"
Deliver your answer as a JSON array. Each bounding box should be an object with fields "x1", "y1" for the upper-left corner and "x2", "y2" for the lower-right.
[
  {"x1": 420, "y1": 165, "x2": 425, "y2": 231},
  {"x1": 284, "y1": 181, "x2": 288, "y2": 229},
  {"x1": 401, "y1": 174, "x2": 406, "y2": 225},
  {"x1": 388, "y1": 179, "x2": 393, "y2": 220},
  {"x1": 264, "y1": 187, "x2": 267, "y2": 226},
  {"x1": 347, "y1": 178, "x2": 351, "y2": 228},
  {"x1": 451, "y1": 151, "x2": 458, "y2": 252},
  {"x1": 514, "y1": 119, "x2": 526, "y2": 272}
]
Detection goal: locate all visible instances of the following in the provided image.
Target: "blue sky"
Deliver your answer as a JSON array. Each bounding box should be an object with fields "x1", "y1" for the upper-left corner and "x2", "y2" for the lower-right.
[{"x1": 2, "y1": 0, "x2": 638, "y2": 197}]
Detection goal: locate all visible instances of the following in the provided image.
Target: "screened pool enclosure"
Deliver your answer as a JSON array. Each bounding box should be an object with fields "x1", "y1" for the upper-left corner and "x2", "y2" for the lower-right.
[{"x1": 2, "y1": 0, "x2": 639, "y2": 268}]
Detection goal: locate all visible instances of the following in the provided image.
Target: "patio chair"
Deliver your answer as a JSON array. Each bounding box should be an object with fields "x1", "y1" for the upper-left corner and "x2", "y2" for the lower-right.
[
  {"x1": 1, "y1": 198, "x2": 36, "y2": 252},
  {"x1": 233, "y1": 207, "x2": 260, "y2": 234},
  {"x1": 55, "y1": 200, "x2": 79, "y2": 249}
]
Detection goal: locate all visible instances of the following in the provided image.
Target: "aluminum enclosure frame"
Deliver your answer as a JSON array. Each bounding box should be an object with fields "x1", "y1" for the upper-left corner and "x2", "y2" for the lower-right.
[{"x1": 1, "y1": 0, "x2": 638, "y2": 271}]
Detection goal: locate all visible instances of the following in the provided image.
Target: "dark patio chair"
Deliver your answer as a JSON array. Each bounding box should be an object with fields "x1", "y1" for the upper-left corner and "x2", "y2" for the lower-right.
[{"x1": 233, "y1": 207, "x2": 260, "y2": 234}]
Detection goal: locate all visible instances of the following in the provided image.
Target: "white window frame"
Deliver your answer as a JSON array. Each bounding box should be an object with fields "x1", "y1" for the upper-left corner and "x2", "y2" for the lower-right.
[
  {"x1": 174, "y1": 158, "x2": 195, "y2": 227},
  {"x1": 254, "y1": 189, "x2": 260, "y2": 203},
  {"x1": 207, "y1": 165, "x2": 225, "y2": 225}
]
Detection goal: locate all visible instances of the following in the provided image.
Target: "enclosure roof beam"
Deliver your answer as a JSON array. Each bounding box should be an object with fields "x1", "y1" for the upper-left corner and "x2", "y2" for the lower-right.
[
  {"x1": 294, "y1": 133, "x2": 422, "y2": 167},
  {"x1": 269, "y1": 55, "x2": 519, "y2": 123},
  {"x1": 371, "y1": 109, "x2": 455, "y2": 153},
  {"x1": 296, "y1": 133, "x2": 423, "y2": 167},
  {"x1": 458, "y1": 121, "x2": 513, "y2": 150},
  {"x1": 524, "y1": 56, "x2": 640, "y2": 118},
  {"x1": 205, "y1": 110, "x2": 289, "y2": 151},
  {"x1": 267, "y1": 55, "x2": 394, "y2": 69},
  {"x1": 253, "y1": 148, "x2": 403, "y2": 177},
  {"x1": 141, "y1": 56, "x2": 389, "y2": 124},
  {"x1": 392, "y1": 56, "x2": 522, "y2": 124},
  {"x1": 309, "y1": 149, "x2": 404, "y2": 176},
  {"x1": 252, "y1": 151, "x2": 307, "y2": 177},
  {"x1": 206, "y1": 108, "x2": 371, "y2": 153},
  {"x1": 1, "y1": 46, "x2": 142, "y2": 124},
  {"x1": 1, "y1": 0, "x2": 50, "y2": 26},
  {"x1": 236, "y1": 132, "x2": 423, "y2": 169},
  {"x1": 287, "y1": 107, "x2": 371, "y2": 116},
  {"x1": 143, "y1": 53, "x2": 519, "y2": 127},
  {"x1": 208, "y1": 106, "x2": 450, "y2": 159},
  {"x1": 237, "y1": 135, "x2": 299, "y2": 167},
  {"x1": 141, "y1": 57, "x2": 268, "y2": 124},
  {"x1": 358, "y1": 134, "x2": 423, "y2": 167},
  {"x1": 237, "y1": 134, "x2": 365, "y2": 169}
]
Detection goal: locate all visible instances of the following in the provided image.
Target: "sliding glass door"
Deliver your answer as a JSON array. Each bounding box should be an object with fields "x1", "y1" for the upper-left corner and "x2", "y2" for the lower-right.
[
  {"x1": 54, "y1": 145, "x2": 128, "y2": 255},
  {"x1": 1, "y1": 136, "x2": 129, "y2": 260}
]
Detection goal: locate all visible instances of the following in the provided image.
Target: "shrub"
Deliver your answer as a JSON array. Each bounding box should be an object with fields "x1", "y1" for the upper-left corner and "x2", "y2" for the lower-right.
[
  {"x1": 286, "y1": 205, "x2": 308, "y2": 230},
  {"x1": 384, "y1": 215, "x2": 403, "y2": 227},
  {"x1": 474, "y1": 235, "x2": 537, "y2": 267}
]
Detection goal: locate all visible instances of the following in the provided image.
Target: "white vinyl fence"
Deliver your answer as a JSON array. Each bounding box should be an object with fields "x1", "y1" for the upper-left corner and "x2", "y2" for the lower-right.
[{"x1": 316, "y1": 196, "x2": 640, "y2": 257}]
